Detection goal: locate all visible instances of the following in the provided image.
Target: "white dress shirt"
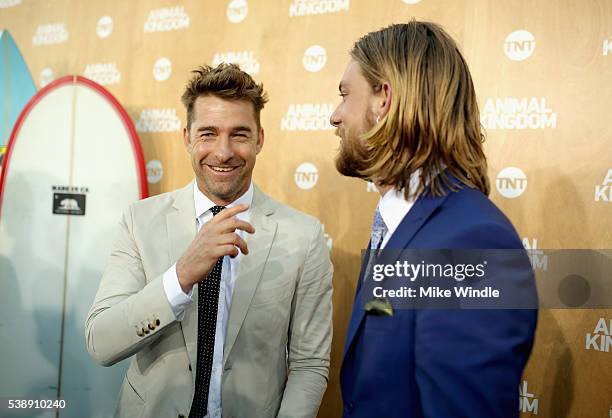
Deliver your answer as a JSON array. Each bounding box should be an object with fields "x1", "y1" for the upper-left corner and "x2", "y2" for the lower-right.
[
  {"x1": 377, "y1": 174, "x2": 421, "y2": 249},
  {"x1": 162, "y1": 181, "x2": 254, "y2": 418}
]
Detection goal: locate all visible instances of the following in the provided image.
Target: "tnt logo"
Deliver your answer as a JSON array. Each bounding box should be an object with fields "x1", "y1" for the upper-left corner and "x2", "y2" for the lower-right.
[
  {"x1": 303, "y1": 45, "x2": 327, "y2": 72},
  {"x1": 153, "y1": 57, "x2": 172, "y2": 82},
  {"x1": 519, "y1": 380, "x2": 539, "y2": 414},
  {"x1": 146, "y1": 160, "x2": 163, "y2": 184},
  {"x1": 496, "y1": 167, "x2": 527, "y2": 199},
  {"x1": 604, "y1": 37, "x2": 612, "y2": 56},
  {"x1": 227, "y1": 0, "x2": 248, "y2": 23},
  {"x1": 595, "y1": 169, "x2": 612, "y2": 202},
  {"x1": 39, "y1": 68, "x2": 54, "y2": 87},
  {"x1": 586, "y1": 318, "x2": 612, "y2": 352},
  {"x1": 294, "y1": 162, "x2": 318, "y2": 190},
  {"x1": 96, "y1": 16, "x2": 113, "y2": 38},
  {"x1": 504, "y1": 30, "x2": 535, "y2": 61},
  {"x1": 522, "y1": 238, "x2": 548, "y2": 271}
]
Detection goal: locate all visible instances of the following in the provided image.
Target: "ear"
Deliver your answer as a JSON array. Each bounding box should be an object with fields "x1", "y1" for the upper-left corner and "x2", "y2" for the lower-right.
[
  {"x1": 256, "y1": 127, "x2": 264, "y2": 154},
  {"x1": 373, "y1": 81, "x2": 392, "y2": 118},
  {"x1": 183, "y1": 126, "x2": 191, "y2": 151},
  {"x1": 378, "y1": 81, "x2": 392, "y2": 118}
]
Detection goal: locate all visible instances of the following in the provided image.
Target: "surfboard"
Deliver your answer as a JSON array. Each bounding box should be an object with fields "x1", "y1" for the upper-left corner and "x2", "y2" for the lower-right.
[
  {"x1": 0, "y1": 76, "x2": 148, "y2": 418},
  {"x1": 0, "y1": 30, "x2": 37, "y2": 171}
]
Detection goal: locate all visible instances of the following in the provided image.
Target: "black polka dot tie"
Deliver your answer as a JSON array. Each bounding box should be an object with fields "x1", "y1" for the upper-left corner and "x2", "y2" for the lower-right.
[{"x1": 189, "y1": 205, "x2": 225, "y2": 418}]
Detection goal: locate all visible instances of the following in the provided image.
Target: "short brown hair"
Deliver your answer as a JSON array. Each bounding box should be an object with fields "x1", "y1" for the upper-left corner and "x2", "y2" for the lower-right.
[
  {"x1": 181, "y1": 63, "x2": 268, "y2": 128},
  {"x1": 351, "y1": 21, "x2": 490, "y2": 197}
]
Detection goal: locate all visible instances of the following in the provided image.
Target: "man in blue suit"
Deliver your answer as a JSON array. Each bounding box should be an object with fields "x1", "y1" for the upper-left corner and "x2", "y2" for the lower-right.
[{"x1": 330, "y1": 21, "x2": 538, "y2": 417}]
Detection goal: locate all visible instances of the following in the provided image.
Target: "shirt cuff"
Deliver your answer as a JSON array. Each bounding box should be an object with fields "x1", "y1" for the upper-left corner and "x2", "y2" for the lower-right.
[{"x1": 162, "y1": 263, "x2": 193, "y2": 320}]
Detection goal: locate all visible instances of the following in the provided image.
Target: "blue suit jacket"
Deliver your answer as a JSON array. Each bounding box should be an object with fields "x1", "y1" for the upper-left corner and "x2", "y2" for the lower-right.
[{"x1": 340, "y1": 182, "x2": 538, "y2": 418}]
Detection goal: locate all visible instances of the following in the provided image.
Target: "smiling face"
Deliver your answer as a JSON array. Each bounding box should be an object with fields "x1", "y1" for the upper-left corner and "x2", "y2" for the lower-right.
[{"x1": 184, "y1": 95, "x2": 264, "y2": 205}]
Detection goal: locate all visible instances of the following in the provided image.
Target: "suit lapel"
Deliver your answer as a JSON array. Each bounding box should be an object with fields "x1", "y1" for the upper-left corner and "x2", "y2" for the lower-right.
[
  {"x1": 343, "y1": 244, "x2": 371, "y2": 357},
  {"x1": 165, "y1": 182, "x2": 199, "y2": 380},
  {"x1": 223, "y1": 186, "x2": 277, "y2": 366},
  {"x1": 384, "y1": 192, "x2": 449, "y2": 250},
  {"x1": 343, "y1": 191, "x2": 451, "y2": 357}
]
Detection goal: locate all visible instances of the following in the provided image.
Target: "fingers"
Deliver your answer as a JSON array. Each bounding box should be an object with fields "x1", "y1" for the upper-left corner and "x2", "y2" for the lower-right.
[
  {"x1": 218, "y1": 219, "x2": 255, "y2": 234},
  {"x1": 214, "y1": 203, "x2": 249, "y2": 221},
  {"x1": 218, "y1": 233, "x2": 249, "y2": 255},
  {"x1": 205, "y1": 204, "x2": 255, "y2": 235},
  {"x1": 216, "y1": 244, "x2": 240, "y2": 259}
]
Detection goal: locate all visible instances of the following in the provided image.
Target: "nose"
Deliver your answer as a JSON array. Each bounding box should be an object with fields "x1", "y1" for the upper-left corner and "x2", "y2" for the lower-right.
[
  {"x1": 330, "y1": 106, "x2": 341, "y2": 128},
  {"x1": 213, "y1": 136, "x2": 234, "y2": 162}
]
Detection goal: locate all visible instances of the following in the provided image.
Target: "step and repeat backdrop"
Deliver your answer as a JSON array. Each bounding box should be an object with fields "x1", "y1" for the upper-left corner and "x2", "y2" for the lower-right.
[{"x1": 1, "y1": 0, "x2": 611, "y2": 417}]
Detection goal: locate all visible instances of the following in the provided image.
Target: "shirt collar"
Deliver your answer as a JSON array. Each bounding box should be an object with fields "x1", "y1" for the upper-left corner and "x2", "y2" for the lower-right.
[
  {"x1": 377, "y1": 171, "x2": 421, "y2": 233},
  {"x1": 193, "y1": 181, "x2": 254, "y2": 220}
]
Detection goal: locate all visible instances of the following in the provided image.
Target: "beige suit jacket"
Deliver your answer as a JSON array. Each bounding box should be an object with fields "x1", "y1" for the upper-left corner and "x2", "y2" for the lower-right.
[{"x1": 85, "y1": 183, "x2": 333, "y2": 418}]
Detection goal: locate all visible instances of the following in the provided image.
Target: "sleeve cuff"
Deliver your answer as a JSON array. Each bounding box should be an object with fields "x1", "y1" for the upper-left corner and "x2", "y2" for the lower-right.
[{"x1": 162, "y1": 263, "x2": 193, "y2": 320}]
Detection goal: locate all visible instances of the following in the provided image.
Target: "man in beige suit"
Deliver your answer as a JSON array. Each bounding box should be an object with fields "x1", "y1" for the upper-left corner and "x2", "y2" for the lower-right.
[{"x1": 85, "y1": 63, "x2": 333, "y2": 418}]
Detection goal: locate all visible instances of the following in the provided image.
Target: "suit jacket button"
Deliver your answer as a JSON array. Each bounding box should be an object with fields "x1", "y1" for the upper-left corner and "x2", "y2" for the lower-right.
[
  {"x1": 178, "y1": 415, "x2": 185, "y2": 418},
  {"x1": 188, "y1": 364, "x2": 192, "y2": 371},
  {"x1": 148, "y1": 323, "x2": 155, "y2": 330},
  {"x1": 136, "y1": 328, "x2": 144, "y2": 337},
  {"x1": 143, "y1": 327, "x2": 149, "y2": 334}
]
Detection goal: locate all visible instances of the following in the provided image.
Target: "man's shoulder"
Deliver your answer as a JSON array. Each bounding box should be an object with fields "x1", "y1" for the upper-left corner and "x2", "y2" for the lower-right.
[
  {"x1": 126, "y1": 183, "x2": 190, "y2": 220},
  {"x1": 443, "y1": 186, "x2": 514, "y2": 227},
  {"x1": 424, "y1": 186, "x2": 522, "y2": 248},
  {"x1": 256, "y1": 187, "x2": 322, "y2": 231}
]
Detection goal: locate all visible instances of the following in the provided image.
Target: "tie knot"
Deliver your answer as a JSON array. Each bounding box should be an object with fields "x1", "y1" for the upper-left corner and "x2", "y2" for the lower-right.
[{"x1": 210, "y1": 205, "x2": 225, "y2": 216}]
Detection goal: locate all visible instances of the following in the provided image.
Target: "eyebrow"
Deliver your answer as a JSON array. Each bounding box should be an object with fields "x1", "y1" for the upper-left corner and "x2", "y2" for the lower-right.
[
  {"x1": 196, "y1": 126, "x2": 218, "y2": 133},
  {"x1": 231, "y1": 126, "x2": 253, "y2": 133},
  {"x1": 195, "y1": 126, "x2": 253, "y2": 133}
]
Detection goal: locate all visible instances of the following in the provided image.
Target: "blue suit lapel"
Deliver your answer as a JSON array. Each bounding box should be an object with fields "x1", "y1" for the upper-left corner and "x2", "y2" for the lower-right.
[
  {"x1": 343, "y1": 243, "x2": 371, "y2": 357},
  {"x1": 384, "y1": 192, "x2": 450, "y2": 250},
  {"x1": 343, "y1": 190, "x2": 451, "y2": 357}
]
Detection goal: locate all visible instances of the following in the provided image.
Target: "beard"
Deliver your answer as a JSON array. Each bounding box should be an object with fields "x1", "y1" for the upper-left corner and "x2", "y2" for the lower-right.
[
  {"x1": 335, "y1": 132, "x2": 369, "y2": 178},
  {"x1": 334, "y1": 112, "x2": 376, "y2": 178},
  {"x1": 192, "y1": 155, "x2": 250, "y2": 204}
]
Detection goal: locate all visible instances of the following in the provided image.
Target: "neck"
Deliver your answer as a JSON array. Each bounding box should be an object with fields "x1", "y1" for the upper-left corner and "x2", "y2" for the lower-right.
[
  {"x1": 376, "y1": 183, "x2": 393, "y2": 196},
  {"x1": 195, "y1": 179, "x2": 249, "y2": 207}
]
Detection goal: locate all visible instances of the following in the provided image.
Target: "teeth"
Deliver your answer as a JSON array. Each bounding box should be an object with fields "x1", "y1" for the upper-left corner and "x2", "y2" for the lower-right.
[{"x1": 210, "y1": 166, "x2": 235, "y2": 172}]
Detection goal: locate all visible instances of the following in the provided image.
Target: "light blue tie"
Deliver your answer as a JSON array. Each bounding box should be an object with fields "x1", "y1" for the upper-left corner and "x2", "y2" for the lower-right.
[
  {"x1": 370, "y1": 206, "x2": 388, "y2": 250},
  {"x1": 362, "y1": 206, "x2": 388, "y2": 285}
]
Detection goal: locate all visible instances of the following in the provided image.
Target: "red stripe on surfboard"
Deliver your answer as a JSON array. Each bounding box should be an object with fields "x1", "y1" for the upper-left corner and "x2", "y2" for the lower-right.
[
  {"x1": 75, "y1": 76, "x2": 149, "y2": 200},
  {"x1": 0, "y1": 75, "x2": 148, "y2": 219}
]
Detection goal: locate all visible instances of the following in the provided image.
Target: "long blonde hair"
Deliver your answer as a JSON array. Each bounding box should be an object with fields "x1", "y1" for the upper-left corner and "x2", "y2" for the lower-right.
[{"x1": 351, "y1": 21, "x2": 490, "y2": 197}]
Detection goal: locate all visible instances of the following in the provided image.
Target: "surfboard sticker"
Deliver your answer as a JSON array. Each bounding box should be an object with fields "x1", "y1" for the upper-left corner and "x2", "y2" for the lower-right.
[
  {"x1": 0, "y1": 76, "x2": 147, "y2": 417},
  {"x1": 0, "y1": 30, "x2": 37, "y2": 170}
]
